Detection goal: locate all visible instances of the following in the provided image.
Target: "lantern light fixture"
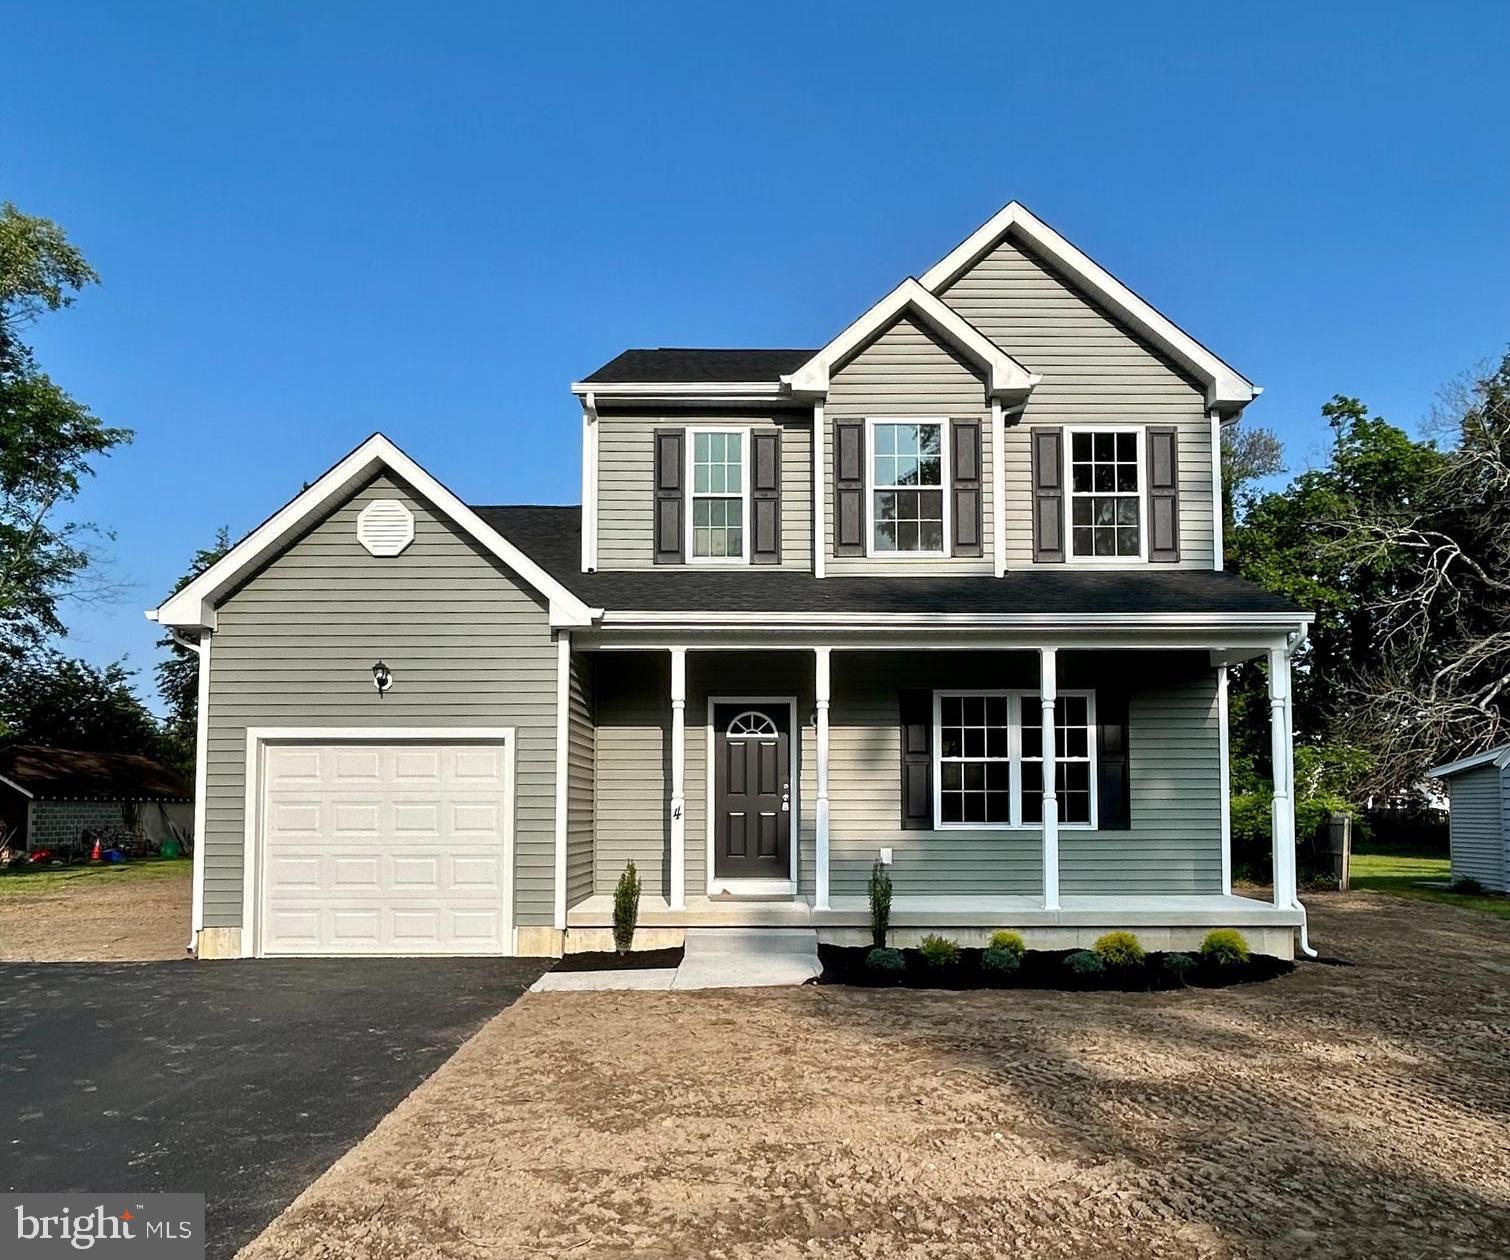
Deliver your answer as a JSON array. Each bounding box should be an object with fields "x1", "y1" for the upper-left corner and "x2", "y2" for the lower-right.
[{"x1": 372, "y1": 660, "x2": 393, "y2": 698}]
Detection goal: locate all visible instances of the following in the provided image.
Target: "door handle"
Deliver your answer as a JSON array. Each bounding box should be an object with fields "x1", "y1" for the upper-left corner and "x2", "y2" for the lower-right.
[{"x1": 781, "y1": 792, "x2": 790, "y2": 813}]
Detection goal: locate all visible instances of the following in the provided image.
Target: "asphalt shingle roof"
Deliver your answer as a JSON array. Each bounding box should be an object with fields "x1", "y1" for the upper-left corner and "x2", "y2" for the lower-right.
[
  {"x1": 578, "y1": 348, "x2": 816, "y2": 385},
  {"x1": 476, "y1": 505, "x2": 1304, "y2": 616},
  {"x1": 0, "y1": 746, "x2": 192, "y2": 802}
]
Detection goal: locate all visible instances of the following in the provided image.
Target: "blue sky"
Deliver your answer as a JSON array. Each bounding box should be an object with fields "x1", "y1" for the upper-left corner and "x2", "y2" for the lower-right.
[{"x1": 5, "y1": 1, "x2": 1508, "y2": 711}]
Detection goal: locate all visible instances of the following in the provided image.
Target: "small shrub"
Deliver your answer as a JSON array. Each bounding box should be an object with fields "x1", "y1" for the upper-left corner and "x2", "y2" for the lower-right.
[
  {"x1": 1065, "y1": 950, "x2": 1105, "y2": 978},
  {"x1": 917, "y1": 934, "x2": 961, "y2": 968},
  {"x1": 1451, "y1": 876, "x2": 1486, "y2": 895},
  {"x1": 1092, "y1": 930, "x2": 1146, "y2": 968},
  {"x1": 612, "y1": 861, "x2": 641, "y2": 954},
  {"x1": 865, "y1": 946, "x2": 905, "y2": 975},
  {"x1": 1162, "y1": 952, "x2": 1197, "y2": 983},
  {"x1": 981, "y1": 945, "x2": 1021, "y2": 975},
  {"x1": 1200, "y1": 928, "x2": 1250, "y2": 967},
  {"x1": 986, "y1": 930, "x2": 1026, "y2": 959},
  {"x1": 868, "y1": 861, "x2": 893, "y2": 949}
]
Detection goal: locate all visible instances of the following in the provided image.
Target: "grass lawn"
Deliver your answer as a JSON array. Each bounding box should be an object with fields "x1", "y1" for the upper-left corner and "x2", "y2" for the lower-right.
[
  {"x1": 1350, "y1": 851, "x2": 1510, "y2": 920},
  {"x1": 0, "y1": 855, "x2": 192, "y2": 896}
]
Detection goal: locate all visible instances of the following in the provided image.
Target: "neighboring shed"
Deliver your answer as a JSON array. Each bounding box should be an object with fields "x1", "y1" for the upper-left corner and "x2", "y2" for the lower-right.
[
  {"x1": 0, "y1": 745, "x2": 193, "y2": 855},
  {"x1": 1428, "y1": 746, "x2": 1510, "y2": 892}
]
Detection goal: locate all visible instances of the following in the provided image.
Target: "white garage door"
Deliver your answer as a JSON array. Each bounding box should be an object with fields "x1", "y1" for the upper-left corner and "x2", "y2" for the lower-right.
[{"x1": 258, "y1": 738, "x2": 511, "y2": 956}]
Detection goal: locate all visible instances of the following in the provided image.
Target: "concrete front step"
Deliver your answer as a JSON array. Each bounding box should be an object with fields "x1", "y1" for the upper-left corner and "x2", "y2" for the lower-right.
[{"x1": 671, "y1": 927, "x2": 822, "y2": 990}]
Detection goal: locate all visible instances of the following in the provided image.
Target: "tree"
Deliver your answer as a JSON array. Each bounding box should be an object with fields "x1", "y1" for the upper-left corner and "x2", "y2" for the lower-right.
[
  {"x1": 0, "y1": 202, "x2": 131, "y2": 658},
  {"x1": 155, "y1": 528, "x2": 231, "y2": 777},
  {"x1": 0, "y1": 652, "x2": 162, "y2": 756},
  {"x1": 1220, "y1": 424, "x2": 1285, "y2": 534}
]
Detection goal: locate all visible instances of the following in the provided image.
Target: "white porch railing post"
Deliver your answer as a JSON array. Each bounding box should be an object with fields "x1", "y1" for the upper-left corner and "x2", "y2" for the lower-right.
[
  {"x1": 815, "y1": 646, "x2": 832, "y2": 910},
  {"x1": 1268, "y1": 644, "x2": 1297, "y2": 909},
  {"x1": 1040, "y1": 647, "x2": 1060, "y2": 911},
  {"x1": 669, "y1": 647, "x2": 687, "y2": 910}
]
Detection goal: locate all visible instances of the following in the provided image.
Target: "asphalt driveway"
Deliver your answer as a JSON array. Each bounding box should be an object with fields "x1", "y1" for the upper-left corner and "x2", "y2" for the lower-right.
[{"x1": 0, "y1": 956, "x2": 548, "y2": 1259}]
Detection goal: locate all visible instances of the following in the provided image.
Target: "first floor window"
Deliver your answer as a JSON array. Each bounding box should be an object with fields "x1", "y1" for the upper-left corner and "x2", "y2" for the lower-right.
[
  {"x1": 690, "y1": 429, "x2": 744, "y2": 559},
  {"x1": 935, "y1": 691, "x2": 1095, "y2": 827},
  {"x1": 1070, "y1": 429, "x2": 1142, "y2": 558},
  {"x1": 871, "y1": 421, "x2": 944, "y2": 554}
]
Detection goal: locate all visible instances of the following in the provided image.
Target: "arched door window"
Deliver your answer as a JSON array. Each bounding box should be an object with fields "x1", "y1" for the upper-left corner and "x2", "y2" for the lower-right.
[{"x1": 725, "y1": 710, "x2": 779, "y2": 739}]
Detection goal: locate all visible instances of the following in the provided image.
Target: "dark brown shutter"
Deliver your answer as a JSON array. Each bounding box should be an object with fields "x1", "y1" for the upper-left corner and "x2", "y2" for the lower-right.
[
  {"x1": 1031, "y1": 427, "x2": 1065, "y2": 563},
  {"x1": 950, "y1": 418, "x2": 983, "y2": 557},
  {"x1": 750, "y1": 428, "x2": 782, "y2": 565},
  {"x1": 652, "y1": 428, "x2": 684, "y2": 565},
  {"x1": 834, "y1": 419, "x2": 866, "y2": 557},
  {"x1": 1147, "y1": 426, "x2": 1180, "y2": 563},
  {"x1": 1096, "y1": 690, "x2": 1130, "y2": 830},
  {"x1": 899, "y1": 689, "x2": 932, "y2": 831}
]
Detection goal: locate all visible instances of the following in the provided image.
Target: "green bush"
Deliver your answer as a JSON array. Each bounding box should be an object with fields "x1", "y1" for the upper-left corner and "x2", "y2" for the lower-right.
[
  {"x1": 865, "y1": 946, "x2": 905, "y2": 974},
  {"x1": 917, "y1": 934, "x2": 960, "y2": 968},
  {"x1": 1200, "y1": 928, "x2": 1250, "y2": 967},
  {"x1": 1162, "y1": 951, "x2": 1197, "y2": 983},
  {"x1": 612, "y1": 861, "x2": 641, "y2": 954},
  {"x1": 986, "y1": 930, "x2": 1026, "y2": 959},
  {"x1": 868, "y1": 861, "x2": 893, "y2": 949},
  {"x1": 1065, "y1": 950, "x2": 1105, "y2": 977},
  {"x1": 1092, "y1": 931, "x2": 1146, "y2": 968},
  {"x1": 982, "y1": 945, "x2": 1021, "y2": 975}
]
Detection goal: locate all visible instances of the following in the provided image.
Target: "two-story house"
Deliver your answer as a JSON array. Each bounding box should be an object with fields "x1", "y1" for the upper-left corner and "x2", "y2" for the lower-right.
[{"x1": 151, "y1": 203, "x2": 1314, "y2": 961}]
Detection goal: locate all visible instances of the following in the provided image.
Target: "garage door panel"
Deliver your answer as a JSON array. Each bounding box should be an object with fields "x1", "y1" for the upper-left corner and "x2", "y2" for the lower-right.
[{"x1": 260, "y1": 739, "x2": 510, "y2": 956}]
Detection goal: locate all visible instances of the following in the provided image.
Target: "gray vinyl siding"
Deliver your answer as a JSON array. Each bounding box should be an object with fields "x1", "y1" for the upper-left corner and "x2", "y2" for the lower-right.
[
  {"x1": 1448, "y1": 766, "x2": 1505, "y2": 890},
  {"x1": 565, "y1": 651, "x2": 596, "y2": 907},
  {"x1": 203, "y1": 472, "x2": 561, "y2": 930},
  {"x1": 824, "y1": 315, "x2": 993, "y2": 575},
  {"x1": 937, "y1": 232, "x2": 1216, "y2": 569},
  {"x1": 595, "y1": 412, "x2": 812, "y2": 570}
]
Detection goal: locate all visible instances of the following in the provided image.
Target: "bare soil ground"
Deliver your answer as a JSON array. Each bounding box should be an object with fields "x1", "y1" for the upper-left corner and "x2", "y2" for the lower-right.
[
  {"x1": 0, "y1": 863, "x2": 189, "y2": 961},
  {"x1": 240, "y1": 894, "x2": 1510, "y2": 1260}
]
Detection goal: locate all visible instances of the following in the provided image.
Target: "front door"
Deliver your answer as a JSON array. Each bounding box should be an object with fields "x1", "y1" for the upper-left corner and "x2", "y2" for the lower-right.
[{"x1": 713, "y1": 703, "x2": 791, "y2": 881}]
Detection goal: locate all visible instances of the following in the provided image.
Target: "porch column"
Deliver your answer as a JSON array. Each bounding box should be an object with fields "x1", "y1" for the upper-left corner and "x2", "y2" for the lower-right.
[
  {"x1": 1268, "y1": 644, "x2": 1297, "y2": 909},
  {"x1": 814, "y1": 646, "x2": 832, "y2": 909},
  {"x1": 669, "y1": 647, "x2": 687, "y2": 910},
  {"x1": 1039, "y1": 647, "x2": 1060, "y2": 911}
]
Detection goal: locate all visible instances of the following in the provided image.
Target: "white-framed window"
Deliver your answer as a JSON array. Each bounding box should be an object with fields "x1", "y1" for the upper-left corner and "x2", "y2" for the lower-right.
[
  {"x1": 687, "y1": 427, "x2": 749, "y2": 563},
  {"x1": 866, "y1": 418, "x2": 948, "y2": 556},
  {"x1": 1068, "y1": 427, "x2": 1145, "y2": 561},
  {"x1": 932, "y1": 689, "x2": 1097, "y2": 829}
]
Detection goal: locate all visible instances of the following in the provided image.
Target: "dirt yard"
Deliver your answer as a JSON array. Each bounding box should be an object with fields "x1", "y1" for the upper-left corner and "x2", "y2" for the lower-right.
[
  {"x1": 0, "y1": 860, "x2": 190, "y2": 961},
  {"x1": 239, "y1": 894, "x2": 1510, "y2": 1260}
]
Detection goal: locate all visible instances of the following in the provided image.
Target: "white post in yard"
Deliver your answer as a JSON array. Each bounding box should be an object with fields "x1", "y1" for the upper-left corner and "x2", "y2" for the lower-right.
[
  {"x1": 815, "y1": 646, "x2": 832, "y2": 910},
  {"x1": 669, "y1": 646, "x2": 687, "y2": 910},
  {"x1": 1268, "y1": 643, "x2": 1297, "y2": 909},
  {"x1": 1040, "y1": 647, "x2": 1060, "y2": 911}
]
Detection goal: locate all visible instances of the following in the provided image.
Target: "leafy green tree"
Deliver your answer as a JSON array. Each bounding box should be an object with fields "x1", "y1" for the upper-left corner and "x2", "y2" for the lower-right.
[
  {"x1": 0, "y1": 652, "x2": 162, "y2": 756},
  {"x1": 155, "y1": 528, "x2": 231, "y2": 776},
  {"x1": 0, "y1": 202, "x2": 131, "y2": 658}
]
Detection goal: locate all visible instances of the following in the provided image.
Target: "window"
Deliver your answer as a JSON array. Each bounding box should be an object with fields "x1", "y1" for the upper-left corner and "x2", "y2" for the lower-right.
[
  {"x1": 725, "y1": 710, "x2": 779, "y2": 738},
  {"x1": 1069, "y1": 429, "x2": 1143, "y2": 559},
  {"x1": 689, "y1": 429, "x2": 746, "y2": 561},
  {"x1": 870, "y1": 420, "x2": 945, "y2": 554},
  {"x1": 934, "y1": 690, "x2": 1096, "y2": 828}
]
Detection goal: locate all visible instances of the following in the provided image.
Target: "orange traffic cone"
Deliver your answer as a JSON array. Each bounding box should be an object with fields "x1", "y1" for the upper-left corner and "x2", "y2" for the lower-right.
[{"x1": 90, "y1": 838, "x2": 102, "y2": 863}]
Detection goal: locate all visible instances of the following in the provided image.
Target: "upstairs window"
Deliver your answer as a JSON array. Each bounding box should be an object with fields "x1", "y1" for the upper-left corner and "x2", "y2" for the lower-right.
[
  {"x1": 870, "y1": 420, "x2": 945, "y2": 555},
  {"x1": 1069, "y1": 429, "x2": 1143, "y2": 560},
  {"x1": 689, "y1": 428, "x2": 747, "y2": 561}
]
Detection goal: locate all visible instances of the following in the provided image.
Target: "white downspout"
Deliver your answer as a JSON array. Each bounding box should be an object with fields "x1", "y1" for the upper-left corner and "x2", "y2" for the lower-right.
[
  {"x1": 169, "y1": 625, "x2": 212, "y2": 954},
  {"x1": 1285, "y1": 629, "x2": 1317, "y2": 958}
]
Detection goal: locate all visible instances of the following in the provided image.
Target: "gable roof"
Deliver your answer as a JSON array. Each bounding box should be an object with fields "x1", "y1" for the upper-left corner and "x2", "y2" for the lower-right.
[
  {"x1": 919, "y1": 202, "x2": 1258, "y2": 414},
  {"x1": 149, "y1": 434, "x2": 597, "y2": 630},
  {"x1": 0, "y1": 745, "x2": 191, "y2": 803},
  {"x1": 580, "y1": 348, "x2": 814, "y2": 385},
  {"x1": 783, "y1": 278, "x2": 1038, "y2": 401},
  {"x1": 1428, "y1": 745, "x2": 1510, "y2": 779}
]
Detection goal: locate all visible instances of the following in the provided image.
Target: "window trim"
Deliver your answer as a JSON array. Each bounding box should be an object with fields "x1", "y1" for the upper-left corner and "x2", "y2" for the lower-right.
[
  {"x1": 685, "y1": 425, "x2": 751, "y2": 566},
  {"x1": 1065, "y1": 425, "x2": 1148, "y2": 565},
  {"x1": 864, "y1": 416, "x2": 951, "y2": 559},
  {"x1": 930, "y1": 688, "x2": 1098, "y2": 831}
]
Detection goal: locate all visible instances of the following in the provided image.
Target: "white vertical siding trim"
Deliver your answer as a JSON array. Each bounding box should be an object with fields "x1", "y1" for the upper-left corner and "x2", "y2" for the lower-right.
[
  {"x1": 812, "y1": 402, "x2": 826, "y2": 577},
  {"x1": 553, "y1": 633, "x2": 570, "y2": 930},
  {"x1": 668, "y1": 647, "x2": 687, "y2": 909},
  {"x1": 991, "y1": 399, "x2": 1005, "y2": 577},
  {"x1": 1210, "y1": 411, "x2": 1224, "y2": 570},
  {"x1": 1218, "y1": 664, "x2": 1232, "y2": 894},
  {"x1": 190, "y1": 629, "x2": 213, "y2": 951},
  {"x1": 581, "y1": 403, "x2": 598, "y2": 571}
]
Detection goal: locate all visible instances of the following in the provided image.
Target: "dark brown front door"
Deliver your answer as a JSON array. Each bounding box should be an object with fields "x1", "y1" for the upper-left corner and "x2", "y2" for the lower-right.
[{"x1": 713, "y1": 703, "x2": 791, "y2": 881}]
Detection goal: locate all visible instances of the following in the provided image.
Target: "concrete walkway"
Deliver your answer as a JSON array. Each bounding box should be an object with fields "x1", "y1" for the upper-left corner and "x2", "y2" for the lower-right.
[{"x1": 532, "y1": 927, "x2": 821, "y2": 993}]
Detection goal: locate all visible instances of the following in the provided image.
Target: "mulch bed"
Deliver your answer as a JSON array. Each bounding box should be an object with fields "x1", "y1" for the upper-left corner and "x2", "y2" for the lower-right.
[
  {"x1": 553, "y1": 946, "x2": 685, "y2": 973},
  {"x1": 817, "y1": 943, "x2": 1293, "y2": 991}
]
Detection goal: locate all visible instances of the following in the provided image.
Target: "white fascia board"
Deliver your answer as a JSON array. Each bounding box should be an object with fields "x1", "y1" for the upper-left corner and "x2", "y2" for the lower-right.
[
  {"x1": 150, "y1": 433, "x2": 598, "y2": 630},
  {"x1": 784, "y1": 278, "x2": 1039, "y2": 401},
  {"x1": 1428, "y1": 745, "x2": 1510, "y2": 779},
  {"x1": 919, "y1": 202, "x2": 1258, "y2": 413},
  {"x1": 0, "y1": 773, "x2": 35, "y2": 799},
  {"x1": 598, "y1": 609, "x2": 1313, "y2": 630}
]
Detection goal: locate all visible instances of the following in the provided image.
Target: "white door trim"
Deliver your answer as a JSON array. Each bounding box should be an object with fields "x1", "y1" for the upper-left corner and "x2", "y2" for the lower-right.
[
  {"x1": 704, "y1": 696, "x2": 800, "y2": 897},
  {"x1": 241, "y1": 726, "x2": 516, "y2": 959}
]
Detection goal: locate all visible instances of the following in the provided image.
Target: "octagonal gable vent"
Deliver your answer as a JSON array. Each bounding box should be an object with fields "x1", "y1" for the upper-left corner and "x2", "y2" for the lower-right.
[{"x1": 356, "y1": 499, "x2": 415, "y2": 556}]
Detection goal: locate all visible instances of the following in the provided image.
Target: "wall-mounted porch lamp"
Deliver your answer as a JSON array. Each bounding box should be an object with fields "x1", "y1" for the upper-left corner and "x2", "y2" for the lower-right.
[{"x1": 372, "y1": 660, "x2": 394, "y2": 698}]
